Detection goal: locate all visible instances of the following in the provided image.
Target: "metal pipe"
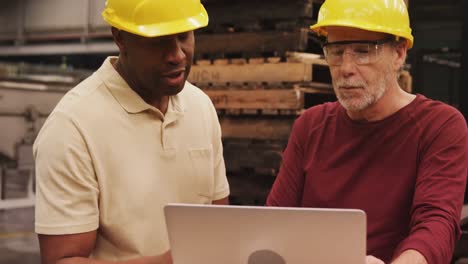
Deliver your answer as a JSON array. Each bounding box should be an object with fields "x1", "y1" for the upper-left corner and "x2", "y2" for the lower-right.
[
  {"x1": 0, "y1": 111, "x2": 48, "y2": 118},
  {"x1": 15, "y1": 0, "x2": 25, "y2": 45},
  {"x1": 0, "y1": 111, "x2": 26, "y2": 117},
  {"x1": 0, "y1": 31, "x2": 111, "y2": 42},
  {"x1": 0, "y1": 42, "x2": 118, "y2": 56},
  {"x1": 82, "y1": 0, "x2": 91, "y2": 43}
]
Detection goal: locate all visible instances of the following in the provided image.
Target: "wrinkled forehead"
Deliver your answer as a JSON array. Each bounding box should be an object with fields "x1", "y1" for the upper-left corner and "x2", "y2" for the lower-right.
[{"x1": 326, "y1": 26, "x2": 391, "y2": 42}]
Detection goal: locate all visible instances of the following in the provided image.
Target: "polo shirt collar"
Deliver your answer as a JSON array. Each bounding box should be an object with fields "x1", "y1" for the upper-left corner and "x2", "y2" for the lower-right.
[{"x1": 96, "y1": 57, "x2": 187, "y2": 117}]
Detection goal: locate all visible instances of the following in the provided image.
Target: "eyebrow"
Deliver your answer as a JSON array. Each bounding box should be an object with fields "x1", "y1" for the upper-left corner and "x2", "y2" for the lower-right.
[{"x1": 322, "y1": 38, "x2": 394, "y2": 47}]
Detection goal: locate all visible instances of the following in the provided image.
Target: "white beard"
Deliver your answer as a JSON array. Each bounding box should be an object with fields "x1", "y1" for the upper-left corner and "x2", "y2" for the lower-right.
[{"x1": 333, "y1": 69, "x2": 391, "y2": 112}]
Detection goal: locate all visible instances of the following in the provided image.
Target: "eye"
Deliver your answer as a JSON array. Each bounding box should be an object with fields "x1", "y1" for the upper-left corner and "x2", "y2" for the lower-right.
[
  {"x1": 178, "y1": 32, "x2": 191, "y2": 41},
  {"x1": 352, "y1": 44, "x2": 370, "y2": 54},
  {"x1": 354, "y1": 48, "x2": 369, "y2": 54},
  {"x1": 331, "y1": 50, "x2": 344, "y2": 56},
  {"x1": 327, "y1": 45, "x2": 344, "y2": 56}
]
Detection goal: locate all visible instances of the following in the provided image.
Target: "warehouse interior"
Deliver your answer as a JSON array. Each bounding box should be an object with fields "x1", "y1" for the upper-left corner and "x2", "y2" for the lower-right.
[{"x1": 0, "y1": 0, "x2": 467, "y2": 263}]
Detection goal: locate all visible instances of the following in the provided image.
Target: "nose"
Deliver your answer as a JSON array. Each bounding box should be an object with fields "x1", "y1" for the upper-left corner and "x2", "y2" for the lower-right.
[
  {"x1": 165, "y1": 37, "x2": 186, "y2": 65},
  {"x1": 339, "y1": 52, "x2": 357, "y2": 78}
]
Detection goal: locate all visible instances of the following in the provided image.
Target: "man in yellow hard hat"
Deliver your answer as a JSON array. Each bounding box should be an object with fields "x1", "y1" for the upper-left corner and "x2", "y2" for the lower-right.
[
  {"x1": 33, "y1": 0, "x2": 229, "y2": 263},
  {"x1": 267, "y1": 0, "x2": 468, "y2": 263}
]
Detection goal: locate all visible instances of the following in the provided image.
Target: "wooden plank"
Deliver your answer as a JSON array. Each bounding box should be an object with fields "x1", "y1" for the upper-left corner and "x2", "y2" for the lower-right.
[
  {"x1": 220, "y1": 117, "x2": 295, "y2": 140},
  {"x1": 298, "y1": 82, "x2": 334, "y2": 91},
  {"x1": 204, "y1": 89, "x2": 303, "y2": 110},
  {"x1": 213, "y1": 59, "x2": 229, "y2": 66},
  {"x1": 249, "y1": 58, "x2": 265, "y2": 64},
  {"x1": 189, "y1": 62, "x2": 312, "y2": 84},
  {"x1": 286, "y1": 51, "x2": 328, "y2": 66},
  {"x1": 299, "y1": 86, "x2": 334, "y2": 94},
  {"x1": 231, "y1": 58, "x2": 247, "y2": 65},
  {"x1": 196, "y1": 60, "x2": 211, "y2": 66},
  {"x1": 266, "y1": 57, "x2": 281, "y2": 64},
  {"x1": 195, "y1": 30, "x2": 308, "y2": 54}
]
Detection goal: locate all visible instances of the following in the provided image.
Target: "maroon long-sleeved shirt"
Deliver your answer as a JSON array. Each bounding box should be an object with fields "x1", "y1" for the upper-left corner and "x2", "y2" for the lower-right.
[{"x1": 267, "y1": 95, "x2": 468, "y2": 263}]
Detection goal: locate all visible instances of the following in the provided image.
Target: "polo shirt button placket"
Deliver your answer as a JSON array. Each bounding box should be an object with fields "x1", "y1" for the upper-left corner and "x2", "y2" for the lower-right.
[{"x1": 160, "y1": 118, "x2": 176, "y2": 158}]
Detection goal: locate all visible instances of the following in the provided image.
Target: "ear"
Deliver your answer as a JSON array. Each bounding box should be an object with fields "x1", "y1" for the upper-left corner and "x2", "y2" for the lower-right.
[
  {"x1": 393, "y1": 41, "x2": 408, "y2": 71},
  {"x1": 111, "y1": 27, "x2": 126, "y2": 54}
]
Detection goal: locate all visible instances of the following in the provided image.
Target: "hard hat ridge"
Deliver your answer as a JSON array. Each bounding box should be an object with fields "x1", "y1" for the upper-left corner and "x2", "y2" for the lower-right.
[{"x1": 102, "y1": 0, "x2": 209, "y2": 37}]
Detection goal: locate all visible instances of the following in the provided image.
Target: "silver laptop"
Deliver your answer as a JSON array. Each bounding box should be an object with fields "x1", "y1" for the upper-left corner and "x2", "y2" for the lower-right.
[{"x1": 164, "y1": 203, "x2": 366, "y2": 264}]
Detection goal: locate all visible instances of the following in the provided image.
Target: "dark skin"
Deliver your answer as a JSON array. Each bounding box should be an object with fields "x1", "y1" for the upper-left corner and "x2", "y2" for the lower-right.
[
  {"x1": 112, "y1": 27, "x2": 194, "y2": 113},
  {"x1": 38, "y1": 28, "x2": 230, "y2": 264},
  {"x1": 39, "y1": 198, "x2": 229, "y2": 264}
]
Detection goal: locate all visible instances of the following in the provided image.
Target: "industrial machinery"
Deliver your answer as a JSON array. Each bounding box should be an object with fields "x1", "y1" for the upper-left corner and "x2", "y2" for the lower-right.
[{"x1": 0, "y1": 62, "x2": 88, "y2": 209}]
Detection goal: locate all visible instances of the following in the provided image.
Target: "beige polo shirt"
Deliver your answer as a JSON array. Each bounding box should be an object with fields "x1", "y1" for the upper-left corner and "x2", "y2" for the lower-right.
[{"x1": 34, "y1": 57, "x2": 230, "y2": 260}]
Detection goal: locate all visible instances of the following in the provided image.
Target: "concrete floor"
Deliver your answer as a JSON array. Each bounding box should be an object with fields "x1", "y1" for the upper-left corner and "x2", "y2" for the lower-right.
[{"x1": 0, "y1": 207, "x2": 40, "y2": 264}]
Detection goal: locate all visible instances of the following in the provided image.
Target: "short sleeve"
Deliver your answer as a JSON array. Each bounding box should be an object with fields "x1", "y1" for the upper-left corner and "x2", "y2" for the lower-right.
[{"x1": 34, "y1": 112, "x2": 99, "y2": 235}]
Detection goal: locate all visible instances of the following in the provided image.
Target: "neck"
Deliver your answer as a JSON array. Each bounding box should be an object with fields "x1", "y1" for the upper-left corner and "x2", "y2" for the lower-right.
[
  {"x1": 112, "y1": 57, "x2": 170, "y2": 114},
  {"x1": 149, "y1": 97, "x2": 170, "y2": 114},
  {"x1": 346, "y1": 84, "x2": 416, "y2": 122}
]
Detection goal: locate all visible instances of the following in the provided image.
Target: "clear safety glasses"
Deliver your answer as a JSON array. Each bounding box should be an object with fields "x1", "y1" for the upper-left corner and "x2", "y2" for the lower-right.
[{"x1": 322, "y1": 39, "x2": 394, "y2": 66}]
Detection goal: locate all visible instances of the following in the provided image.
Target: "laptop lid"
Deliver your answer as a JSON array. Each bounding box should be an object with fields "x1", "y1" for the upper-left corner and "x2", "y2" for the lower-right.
[{"x1": 164, "y1": 203, "x2": 366, "y2": 264}]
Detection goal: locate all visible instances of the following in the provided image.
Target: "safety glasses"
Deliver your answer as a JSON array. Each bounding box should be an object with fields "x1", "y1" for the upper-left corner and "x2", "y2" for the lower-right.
[{"x1": 322, "y1": 38, "x2": 394, "y2": 66}]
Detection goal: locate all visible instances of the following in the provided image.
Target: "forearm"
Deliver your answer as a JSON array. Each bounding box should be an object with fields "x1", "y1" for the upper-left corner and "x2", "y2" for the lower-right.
[{"x1": 391, "y1": 250, "x2": 427, "y2": 264}]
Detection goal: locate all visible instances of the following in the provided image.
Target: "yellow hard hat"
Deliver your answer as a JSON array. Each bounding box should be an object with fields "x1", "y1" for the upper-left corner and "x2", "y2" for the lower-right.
[
  {"x1": 102, "y1": 0, "x2": 209, "y2": 37},
  {"x1": 310, "y1": 0, "x2": 414, "y2": 48}
]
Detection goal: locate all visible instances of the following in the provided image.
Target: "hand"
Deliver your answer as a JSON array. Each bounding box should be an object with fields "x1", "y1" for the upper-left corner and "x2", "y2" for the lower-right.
[{"x1": 366, "y1": 255, "x2": 385, "y2": 264}]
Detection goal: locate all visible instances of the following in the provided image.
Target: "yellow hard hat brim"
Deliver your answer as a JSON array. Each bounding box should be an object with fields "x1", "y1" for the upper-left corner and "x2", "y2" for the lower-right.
[
  {"x1": 103, "y1": 5, "x2": 209, "y2": 37},
  {"x1": 311, "y1": 20, "x2": 414, "y2": 49}
]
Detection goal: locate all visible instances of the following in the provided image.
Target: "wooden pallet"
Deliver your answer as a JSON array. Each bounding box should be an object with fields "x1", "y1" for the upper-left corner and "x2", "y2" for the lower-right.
[
  {"x1": 195, "y1": 30, "x2": 310, "y2": 55},
  {"x1": 204, "y1": 85, "x2": 333, "y2": 112},
  {"x1": 201, "y1": 0, "x2": 323, "y2": 32},
  {"x1": 195, "y1": 0, "x2": 325, "y2": 56},
  {"x1": 220, "y1": 116, "x2": 295, "y2": 140},
  {"x1": 190, "y1": 53, "x2": 330, "y2": 84},
  {"x1": 191, "y1": 53, "x2": 333, "y2": 114},
  {"x1": 206, "y1": 89, "x2": 303, "y2": 110},
  {"x1": 191, "y1": 61, "x2": 314, "y2": 84}
]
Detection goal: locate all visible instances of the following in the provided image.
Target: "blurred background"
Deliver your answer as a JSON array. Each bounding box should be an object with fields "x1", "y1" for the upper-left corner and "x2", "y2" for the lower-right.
[{"x1": 0, "y1": 0, "x2": 467, "y2": 263}]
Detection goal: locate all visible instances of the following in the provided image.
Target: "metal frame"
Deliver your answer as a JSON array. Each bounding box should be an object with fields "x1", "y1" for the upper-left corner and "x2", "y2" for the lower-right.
[{"x1": 0, "y1": 42, "x2": 118, "y2": 56}]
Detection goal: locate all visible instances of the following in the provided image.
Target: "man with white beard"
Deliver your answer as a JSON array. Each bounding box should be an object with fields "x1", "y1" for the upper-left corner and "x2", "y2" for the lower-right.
[{"x1": 266, "y1": 0, "x2": 468, "y2": 263}]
